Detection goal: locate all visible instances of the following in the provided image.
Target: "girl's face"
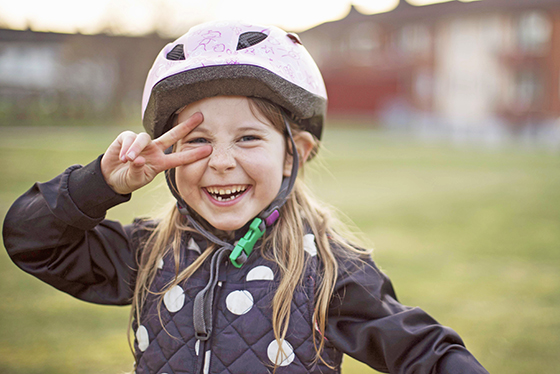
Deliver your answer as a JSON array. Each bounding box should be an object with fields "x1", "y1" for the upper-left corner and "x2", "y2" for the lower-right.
[{"x1": 175, "y1": 96, "x2": 290, "y2": 232}]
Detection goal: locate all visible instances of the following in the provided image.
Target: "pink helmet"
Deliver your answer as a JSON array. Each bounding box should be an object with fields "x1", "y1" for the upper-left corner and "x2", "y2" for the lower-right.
[{"x1": 141, "y1": 20, "x2": 327, "y2": 140}]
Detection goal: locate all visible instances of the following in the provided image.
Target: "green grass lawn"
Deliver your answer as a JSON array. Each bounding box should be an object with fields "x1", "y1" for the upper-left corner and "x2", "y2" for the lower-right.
[{"x1": 1, "y1": 125, "x2": 559, "y2": 373}]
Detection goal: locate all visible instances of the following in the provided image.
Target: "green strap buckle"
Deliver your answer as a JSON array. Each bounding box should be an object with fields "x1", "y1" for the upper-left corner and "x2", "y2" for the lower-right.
[{"x1": 229, "y1": 218, "x2": 266, "y2": 268}]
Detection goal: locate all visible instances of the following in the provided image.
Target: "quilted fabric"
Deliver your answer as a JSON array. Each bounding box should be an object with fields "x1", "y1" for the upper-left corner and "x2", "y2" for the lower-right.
[{"x1": 134, "y1": 233, "x2": 342, "y2": 374}]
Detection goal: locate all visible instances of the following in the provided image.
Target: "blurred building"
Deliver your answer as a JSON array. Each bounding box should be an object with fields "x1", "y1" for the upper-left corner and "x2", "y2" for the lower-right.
[
  {"x1": 0, "y1": 29, "x2": 169, "y2": 124},
  {"x1": 300, "y1": 0, "x2": 560, "y2": 132},
  {"x1": 2, "y1": 0, "x2": 560, "y2": 135}
]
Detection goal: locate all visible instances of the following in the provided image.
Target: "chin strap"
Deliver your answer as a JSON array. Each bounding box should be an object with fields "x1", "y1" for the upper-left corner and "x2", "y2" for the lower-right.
[{"x1": 228, "y1": 114, "x2": 299, "y2": 267}]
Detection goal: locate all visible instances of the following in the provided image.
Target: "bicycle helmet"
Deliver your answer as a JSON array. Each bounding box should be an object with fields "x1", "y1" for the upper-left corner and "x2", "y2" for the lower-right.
[
  {"x1": 142, "y1": 20, "x2": 327, "y2": 140},
  {"x1": 141, "y1": 20, "x2": 328, "y2": 266}
]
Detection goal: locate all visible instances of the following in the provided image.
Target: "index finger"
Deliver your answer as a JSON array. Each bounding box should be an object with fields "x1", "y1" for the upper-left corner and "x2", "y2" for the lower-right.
[{"x1": 153, "y1": 112, "x2": 204, "y2": 149}]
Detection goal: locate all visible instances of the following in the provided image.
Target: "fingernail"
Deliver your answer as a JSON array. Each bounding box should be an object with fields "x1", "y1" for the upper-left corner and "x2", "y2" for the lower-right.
[{"x1": 127, "y1": 151, "x2": 135, "y2": 160}]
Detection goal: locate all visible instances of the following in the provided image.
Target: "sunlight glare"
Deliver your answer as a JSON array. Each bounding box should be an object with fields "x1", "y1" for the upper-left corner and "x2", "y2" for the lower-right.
[
  {"x1": 0, "y1": 0, "x2": 484, "y2": 35},
  {"x1": 353, "y1": 0, "x2": 399, "y2": 15},
  {"x1": 406, "y1": 0, "x2": 453, "y2": 6},
  {"x1": 210, "y1": 0, "x2": 351, "y2": 31},
  {"x1": 0, "y1": 0, "x2": 112, "y2": 34}
]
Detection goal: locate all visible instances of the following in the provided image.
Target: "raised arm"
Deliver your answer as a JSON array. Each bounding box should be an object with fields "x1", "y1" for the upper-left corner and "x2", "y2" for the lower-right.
[
  {"x1": 2, "y1": 112, "x2": 212, "y2": 305},
  {"x1": 3, "y1": 157, "x2": 138, "y2": 305}
]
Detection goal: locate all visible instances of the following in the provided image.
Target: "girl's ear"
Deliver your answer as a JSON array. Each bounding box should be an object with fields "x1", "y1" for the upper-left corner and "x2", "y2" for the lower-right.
[{"x1": 283, "y1": 131, "x2": 315, "y2": 177}]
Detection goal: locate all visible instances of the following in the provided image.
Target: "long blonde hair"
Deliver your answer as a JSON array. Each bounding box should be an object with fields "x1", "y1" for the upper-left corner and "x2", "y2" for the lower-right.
[{"x1": 128, "y1": 97, "x2": 370, "y2": 367}]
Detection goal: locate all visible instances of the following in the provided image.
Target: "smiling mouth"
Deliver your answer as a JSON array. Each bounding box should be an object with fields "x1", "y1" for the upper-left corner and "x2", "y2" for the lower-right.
[{"x1": 205, "y1": 185, "x2": 249, "y2": 202}]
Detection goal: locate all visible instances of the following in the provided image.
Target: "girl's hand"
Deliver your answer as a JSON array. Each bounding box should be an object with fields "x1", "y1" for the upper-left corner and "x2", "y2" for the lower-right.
[{"x1": 101, "y1": 112, "x2": 212, "y2": 195}]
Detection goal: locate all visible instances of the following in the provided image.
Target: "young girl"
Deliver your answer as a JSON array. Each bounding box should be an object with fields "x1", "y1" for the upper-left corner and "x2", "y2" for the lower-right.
[{"x1": 3, "y1": 21, "x2": 489, "y2": 374}]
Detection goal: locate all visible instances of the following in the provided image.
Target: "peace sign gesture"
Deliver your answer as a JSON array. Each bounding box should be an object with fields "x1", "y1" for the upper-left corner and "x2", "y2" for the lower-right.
[{"x1": 101, "y1": 112, "x2": 212, "y2": 195}]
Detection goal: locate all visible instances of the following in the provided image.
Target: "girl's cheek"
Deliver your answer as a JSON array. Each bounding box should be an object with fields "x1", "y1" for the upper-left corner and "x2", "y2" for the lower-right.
[
  {"x1": 241, "y1": 152, "x2": 284, "y2": 175},
  {"x1": 176, "y1": 161, "x2": 206, "y2": 185},
  {"x1": 236, "y1": 150, "x2": 270, "y2": 168}
]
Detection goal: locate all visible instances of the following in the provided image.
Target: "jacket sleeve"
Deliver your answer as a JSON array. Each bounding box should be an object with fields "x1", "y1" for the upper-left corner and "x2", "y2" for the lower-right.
[
  {"x1": 2, "y1": 156, "x2": 142, "y2": 306},
  {"x1": 326, "y1": 256, "x2": 489, "y2": 374}
]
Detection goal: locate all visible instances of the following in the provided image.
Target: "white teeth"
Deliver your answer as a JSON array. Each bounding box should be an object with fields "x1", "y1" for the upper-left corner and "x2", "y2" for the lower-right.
[
  {"x1": 214, "y1": 195, "x2": 236, "y2": 202},
  {"x1": 206, "y1": 185, "x2": 248, "y2": 198}
]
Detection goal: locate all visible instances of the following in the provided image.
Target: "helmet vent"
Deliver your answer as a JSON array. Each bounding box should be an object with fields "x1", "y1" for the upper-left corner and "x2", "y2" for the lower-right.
[
  {"x1": 287, "y1": 33, "x2": 302, "y2": 45},
  {"x1": 166, "y1": 44, "x2": 186, "y2": 60},
  {"x1": 237, "y1": 32, "x2": 268, "y2": 50}
]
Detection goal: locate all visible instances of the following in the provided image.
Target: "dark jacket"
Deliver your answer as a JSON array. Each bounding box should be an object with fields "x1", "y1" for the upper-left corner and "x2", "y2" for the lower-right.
[{"x1": 2, "y1": 157, "x2": 489, "y2": 374}]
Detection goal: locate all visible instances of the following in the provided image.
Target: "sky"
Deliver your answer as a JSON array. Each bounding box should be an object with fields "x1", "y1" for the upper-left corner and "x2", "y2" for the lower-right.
[{"x1": 0, "y1": 0, "x2": 481, "y2": 36}]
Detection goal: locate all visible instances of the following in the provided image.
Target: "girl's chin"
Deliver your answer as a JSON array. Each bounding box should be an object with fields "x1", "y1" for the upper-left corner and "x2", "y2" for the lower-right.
[
  {"x1": 211, "y1": 221, "x2": 249, "y2": 233},
  {"x1": 205, "y1": 217, "x2": 252, "y2": 233},
  {"x1": 183, "y1": 207, "x2": 250, "y2": 234},
  {"x1": 188, "y1": 204, "x2": 264, "y2": 234}
]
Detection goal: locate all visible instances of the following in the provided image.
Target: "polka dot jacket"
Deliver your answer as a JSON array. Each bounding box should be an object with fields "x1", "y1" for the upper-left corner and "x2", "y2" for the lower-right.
[
  {"x1": 130, "y1": 228, "x2": 341, "y2": 374},
  {"x1": 3, "y1": 157, "x2": 490, "y2": 374}
]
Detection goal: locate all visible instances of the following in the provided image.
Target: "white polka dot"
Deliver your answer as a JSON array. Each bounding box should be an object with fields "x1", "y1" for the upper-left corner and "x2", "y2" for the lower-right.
[
  {"x1": 163, "y1": 285, "x2": 185, "y2": 313},
  {"x1": 225, "y1": 290, "x2": 254, "y2": 315},
  {"x1": 203, "y1": 351, "x2": 211, "y2": 374},
  {"x1": 267, "y1": 339, "x2": 295, "y2": 366},
  {"x1": 136, "y1": 325, "x2": 149, "y2": 352},
  {"x1": 246, "y1": 266, "x2": 274, "y2": 281},
  {"x1": 303, "y1": 234, "x2": 317, "y2": 256},
  {"x1": 157, "y1": 258, "x2": 164, "y2": 269},
  {"x1": 195, "y1": 340, "x2": 200, "y2": 355},
  {"x1": 188, "y1": 238, "x2": 201, "y2": 253}
]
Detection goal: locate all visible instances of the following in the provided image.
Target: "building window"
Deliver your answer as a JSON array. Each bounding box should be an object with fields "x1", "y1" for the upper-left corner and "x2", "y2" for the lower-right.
[
  {"x1": 349, "y1": 22, "x2": 381, "y2": 52},
  {"x1": 414, "y1": 68, "x2": 433, "y2": 103},
  {"x1": 516, "y1": 11, "x2": 551, "y2": 54},
  {"x1": 0, "y1": 44, "x2": 59, "y2": 88},
  {"x1": 513, "y1": 69, "x2": 543, "y2": 110},
  {"x1": 393, "y1": 23, "x2": 430, "y2": 56},
  {"x1": 348, "y1": 22, "x2": 381, "y2": 65}
]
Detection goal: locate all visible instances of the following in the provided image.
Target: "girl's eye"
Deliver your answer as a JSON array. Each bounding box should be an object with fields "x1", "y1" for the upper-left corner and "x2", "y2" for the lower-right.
[
  {"x1": 187, "y1": 137, "x2": 209, "y2": 144},
  {"x1": 240, "y1": 135, "x2": 260, "y2": 142}
]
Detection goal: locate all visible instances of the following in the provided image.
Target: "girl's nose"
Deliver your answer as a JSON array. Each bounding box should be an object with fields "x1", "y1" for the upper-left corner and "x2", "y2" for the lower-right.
[{"x1": 208, "y1": 144, "x2": 236, "y2": 172}]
